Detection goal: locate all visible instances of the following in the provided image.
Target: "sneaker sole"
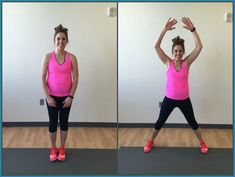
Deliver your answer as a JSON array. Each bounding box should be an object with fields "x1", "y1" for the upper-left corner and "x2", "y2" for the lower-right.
[
  {"x1": 201, "y1": 150, "x2": 208, "y2": 154},
  {"x1": 144, "y1": 148, "x2": 152, "y2": 153},
  {"x1": 58, "y1": 156, "x2": 65, "y2": 161},
  {"x1": 50, "y1": 156, "x2": 57, "y2": 162}
]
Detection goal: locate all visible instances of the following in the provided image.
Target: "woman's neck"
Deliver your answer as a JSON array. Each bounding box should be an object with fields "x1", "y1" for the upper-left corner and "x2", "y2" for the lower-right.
[
  {"x1": 174, "y1": 59, "x2": 182, "y2": 65},
  {"x1": 55, "y1": 49, "x2": 65, "y2": 57}
]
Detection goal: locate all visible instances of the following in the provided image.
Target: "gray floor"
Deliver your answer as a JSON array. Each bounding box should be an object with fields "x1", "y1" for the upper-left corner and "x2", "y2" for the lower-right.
[
  {"x1": 2, "y1": 148, "x2": 117, "y2": 175},
  {"x1": 3, "y1": 147, "x2": 233, "y2": 175},
  {"x1": 118, "y1": 147, "x2": 233, "y2": 175}
]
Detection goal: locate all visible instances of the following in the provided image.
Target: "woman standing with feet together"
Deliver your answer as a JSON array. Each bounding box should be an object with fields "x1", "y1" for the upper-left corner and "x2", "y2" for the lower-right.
[
  {"x1": 144, "y1": 17, "x2": 208, "y2": 154},
  {"x1": 42, "y1": 24, "x2": 79, "y2": 161}
]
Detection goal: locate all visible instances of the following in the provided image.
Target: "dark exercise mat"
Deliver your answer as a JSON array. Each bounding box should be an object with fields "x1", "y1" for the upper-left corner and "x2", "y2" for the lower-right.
[
  {"x1": 118, "y1": 147, "x2": 233, "y2": 175},
  {"x1": 2, "y1": 148, "x2": 117, "y2": 175}
]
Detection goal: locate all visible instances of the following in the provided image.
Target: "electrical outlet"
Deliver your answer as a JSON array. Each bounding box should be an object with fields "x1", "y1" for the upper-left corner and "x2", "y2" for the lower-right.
[
  {"x1": 159, "y1": 101, "x2": 162, "y2": 108},
  {"x1": 40, "y1": 99, "x2": 44, "y2": 105}
]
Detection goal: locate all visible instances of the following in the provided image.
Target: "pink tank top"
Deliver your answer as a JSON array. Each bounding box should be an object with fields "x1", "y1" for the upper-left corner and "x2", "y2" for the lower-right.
[
  {"x1": 47, "y1": 51, "x2": 72, "y2": 96},
  {"x1": 165, "y1": 60, "x2": 189, "y2": 100}
]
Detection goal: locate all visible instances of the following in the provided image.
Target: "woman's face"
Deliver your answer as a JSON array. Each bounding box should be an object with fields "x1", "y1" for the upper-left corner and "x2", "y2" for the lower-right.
[
  {"x1": 55, "y1": 32, "x2": 68, "y2": 50},
  {"x1": 173, "y1": 45, "x2": 184, "y2": 60}
]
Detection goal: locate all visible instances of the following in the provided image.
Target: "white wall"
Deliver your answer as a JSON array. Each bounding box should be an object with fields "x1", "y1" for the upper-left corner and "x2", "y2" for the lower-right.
[
  {"x1": 3, "y1": 2, "x2": 233, "y2": 125},
  {"x1": 118, "y1": 3, "x2": 233, "y2": 124},
  {"x1": 3, "y1": 3, "x2": 117, "y2": 122}
]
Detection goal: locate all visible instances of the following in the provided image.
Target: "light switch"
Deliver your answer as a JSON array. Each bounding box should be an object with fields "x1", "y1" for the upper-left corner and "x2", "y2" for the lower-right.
[
  {"x1": 224, "y1": 12, "x2": 232, "y2": 22},
  {"x1": 107, "y1": 7, "x2": 116, "y2": 17}
]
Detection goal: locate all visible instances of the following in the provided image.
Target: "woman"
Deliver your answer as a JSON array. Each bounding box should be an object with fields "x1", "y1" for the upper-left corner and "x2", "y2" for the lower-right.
[
  {"x1": 144, "y1": 17, "x2": 208, "y2": 154},
  {"x1": 41, "y1": 24, "x2": 79, "y2": 161}
]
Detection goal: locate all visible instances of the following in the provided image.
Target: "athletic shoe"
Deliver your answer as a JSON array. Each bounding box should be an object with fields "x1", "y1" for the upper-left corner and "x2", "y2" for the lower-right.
[
  {"x1": 200, "y1": 141, "x2": 208, "y2": 154},
  {"x1": 58, "y1": 146, "x2": 66, "y2": 161},
  {"x1": 144, "y1": 140, "x2": 154, "y2": 153},
  {"x1": 49, "y1": 146, "x2": 57, "y2": 161}
]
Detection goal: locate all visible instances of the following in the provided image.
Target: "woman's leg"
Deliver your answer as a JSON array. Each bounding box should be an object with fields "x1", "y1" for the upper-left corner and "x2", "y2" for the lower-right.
[
  {"x1": 150, "y1": 129, "x2": 160, "y2": 141},
  {"x1": 60, "y1": 130, "x2": 68, "y2": 147},
  {"x1": 177, "y1": 98, "x2": 208, "y2": 153},
  {"x1": 56, "y1": 97, "x2": 71, "y2": 161},
  {"x1": 46, "y1": 98, "x2": 59, "y2": 161},
  {"x1": 151, "y1": 97, "x2": 176, "y2": 141},
  {"x1": 46, "y1": 100, "x2": 59, "y2": 147},
  {"x1": 178, "y1": 98, "x2": 204, "y2": 142},
  {"x1": 50, "y1": 132, "x2": 57, "y2": 147},
  {"x1": 144, "y1": 97, "x2": 175, "y2": 153},
  {"x1": 144, "y1": 97, "x2": 176, "y2": 152},
  {"x1": 194, "y1": 128, "x2": 203, "y2": 141},
  {"x1": 59, "y1": 106, "x2": 71, "y2": 147}
]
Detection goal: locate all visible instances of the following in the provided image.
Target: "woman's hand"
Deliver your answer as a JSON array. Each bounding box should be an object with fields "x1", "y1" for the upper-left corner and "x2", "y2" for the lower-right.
[
  {"x1": 46, "y1": 96, "x2": 56, "y2": 107},
  {"x1": 164, "y1": 18, "x2": 177, "y2": 31},
  {"x1": 182, "y1": 17, "x2": 202, "y2": 67},
  {"x1": 63, "y1": 97, "x2": 73, "y2": 108},
  {"x1": 181, "y1": 17, "x2": 195, "y2": 31}
]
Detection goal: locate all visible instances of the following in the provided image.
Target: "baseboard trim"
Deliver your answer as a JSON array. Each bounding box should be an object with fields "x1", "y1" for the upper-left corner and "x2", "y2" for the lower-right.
[
  {"x1": 118, "y1": 123, "x2": 233, "y2": 129},
  {"x1": 2, "y1": 122, "x2": 232, "y2": 129},
  {"x1": 2, "y1": 122, "x2": 117, "y2": 128}
]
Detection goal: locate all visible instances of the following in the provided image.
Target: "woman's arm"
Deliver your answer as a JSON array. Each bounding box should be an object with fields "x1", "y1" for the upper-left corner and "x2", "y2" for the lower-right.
[
  {"x1": 69, "y1": 54, "x2": 79, "y2": 97},
  {"x1": 63, "y1": 54, "x2": 79, "y2": 108},
  {"x1": 182, "y1": 17, "x2": 203, "y2": 67},
  {"x1": 154, "y1": 18, "x2": 177, "y2": 65},
  {"x1": 41, "y1": 54, "x2": 56, "y2": 107}
]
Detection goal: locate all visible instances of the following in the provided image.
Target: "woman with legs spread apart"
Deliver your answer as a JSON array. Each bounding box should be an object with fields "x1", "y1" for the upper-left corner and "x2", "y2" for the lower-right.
[
  {"x1": 41, "y1": 24, "x2": 79, "y2": 161},
  {"x1": 144, "y1": 17, "x2": 208, "y2": 154}
]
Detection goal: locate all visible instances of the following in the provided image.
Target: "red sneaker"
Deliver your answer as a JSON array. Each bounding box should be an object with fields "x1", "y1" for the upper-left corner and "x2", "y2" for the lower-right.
[
  {"x1": 58, "y1": 146, "x2": 66, "y2": 161},
  {"x1": 200, "y1": 141, "x2": 208, "y2": 154},
  {"x1": 49, "y1": 146, "x2": 57, "y2": 161},
  {"x1": 144, "y1": 140, "x2": 154, "y2": 153}
]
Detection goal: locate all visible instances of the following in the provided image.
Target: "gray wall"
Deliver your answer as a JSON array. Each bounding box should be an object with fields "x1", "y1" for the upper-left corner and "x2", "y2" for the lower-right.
[
  {"x1": 3, "y1": 3, "x2": 117, "y2": 122},
  {"x1": 118, "y1": 3, "x2": 233, "y2": 124}
]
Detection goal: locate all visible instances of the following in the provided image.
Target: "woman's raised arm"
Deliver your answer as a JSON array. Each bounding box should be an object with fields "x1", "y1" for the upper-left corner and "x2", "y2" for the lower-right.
[
  {"x1": 182, "y1": 17, "x2": 203, "y2": 67},
  {"x1": 154, "y1": 18, "x2": 177, "y2": 65}
]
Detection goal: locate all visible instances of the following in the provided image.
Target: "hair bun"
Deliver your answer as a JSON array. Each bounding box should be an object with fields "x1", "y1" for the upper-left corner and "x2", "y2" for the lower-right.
[
  {"x1": 54, "y1": 24, "x2": 68, "y2": 32},
  {"x1": 172, "y1": 36, "x2": 184, "y2": 44}
]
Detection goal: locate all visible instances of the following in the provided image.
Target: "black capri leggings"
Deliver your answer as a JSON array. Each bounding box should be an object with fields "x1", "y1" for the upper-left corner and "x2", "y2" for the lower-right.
[
  {"x1": 154, "y1": 96, "x2": 199, "y2": 130},
  {"x1": 46, "y1": 95, "x2": 71, "y2": 133}
]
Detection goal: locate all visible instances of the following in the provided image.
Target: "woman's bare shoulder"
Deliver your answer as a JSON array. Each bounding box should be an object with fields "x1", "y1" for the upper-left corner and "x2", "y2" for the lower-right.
[
  {"x1": 43, "y1": 53, "x2": 51, "y2": 62},
  {"x1": 68, "y1": 52, "x2": 77, "y2": 62},
  {"x1": 166, "y1": 58, "x2": 172, "y2": 68}
]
